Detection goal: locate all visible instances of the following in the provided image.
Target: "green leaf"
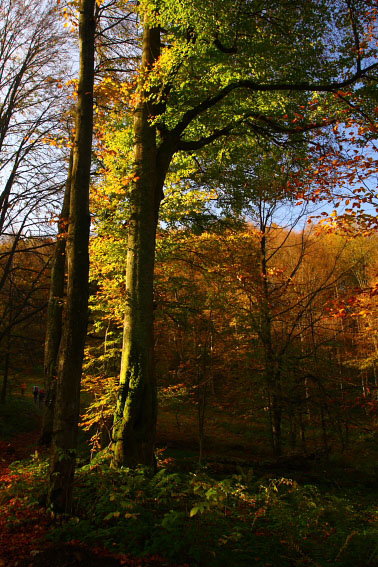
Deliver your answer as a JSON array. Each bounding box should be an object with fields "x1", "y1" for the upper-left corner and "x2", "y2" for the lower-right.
[{"x1": 190, "y1": 506, "x2": 199, "y2": 517}]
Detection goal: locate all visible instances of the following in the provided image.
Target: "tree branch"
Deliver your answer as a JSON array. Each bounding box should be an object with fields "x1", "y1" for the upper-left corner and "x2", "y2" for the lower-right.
[
  {"x1": 177, "y1": 123, "x2": 234, "y2": 150},
  {"x1": 171, "y1": 62, "x2": 377, "y2": 139},
  {"x1": 176, "y1": 111, "x2": 336, "y2": 153}
]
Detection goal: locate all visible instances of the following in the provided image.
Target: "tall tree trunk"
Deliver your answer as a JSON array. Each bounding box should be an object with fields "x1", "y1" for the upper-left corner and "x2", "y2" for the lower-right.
[
  {"x1": 112, "y1": 23, "x2": 162, "y2": 469},
  {"x1": 48, "y1": 0, "x2": 95, "y2": 513},
  {"x1": 40, "y1": 149, "x2": 72, "y2": 446}
]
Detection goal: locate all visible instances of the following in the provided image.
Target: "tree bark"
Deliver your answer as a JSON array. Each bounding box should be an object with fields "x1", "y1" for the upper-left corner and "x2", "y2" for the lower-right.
[
  {"x1": 48, "y1": 0, "x2": 95, "y2": 513},
  {"x1": 112, "y1": 23, "x2": 164, "y2": 469},
  {"x1": 40, "y1": 149, "x2": 72, "y2": 446}
]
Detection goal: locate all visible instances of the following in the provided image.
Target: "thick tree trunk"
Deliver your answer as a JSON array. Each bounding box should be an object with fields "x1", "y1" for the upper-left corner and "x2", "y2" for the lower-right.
[
  {"x1": 40, "y1": 150, "x2": 72, "y2": 446},
  {"x1": 111, "y1": 24, "x2": 163, "y2": 469},
  {"x1": 48, "y1": 0, "x2": 95, "y2": 513}
]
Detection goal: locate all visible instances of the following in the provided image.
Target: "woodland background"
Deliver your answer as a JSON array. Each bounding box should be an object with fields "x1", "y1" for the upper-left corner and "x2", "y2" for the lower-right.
[{"x1": 0, "y1": 0, "x2": 377, "y2": 566}]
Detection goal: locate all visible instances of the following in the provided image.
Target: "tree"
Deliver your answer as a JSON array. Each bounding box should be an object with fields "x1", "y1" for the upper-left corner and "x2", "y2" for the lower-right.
[
  {"x1": 111, "y1": 0, "x2": 378, "y2": 467},
  {"x1": 41, "y1": 0, "x2": 136, "y2": 448},
  {"x1": 0, "y1": 0, "x2": 71, "y2": 294},
  {"x1": 41, "y1": 149, "x2": 72, "y2": 446},
  {"x1": 0, "y1": 237, "x2": 51, "y2": 403},
  {"x1": 84, "y1": 156, "x2": 378, "y2": 459},
  {"x1": 111, "y1": 18, "x2": 161, "y2": 468},
  {"x1": 48, "y1": 0, "x2": 96, "y2": 513}
]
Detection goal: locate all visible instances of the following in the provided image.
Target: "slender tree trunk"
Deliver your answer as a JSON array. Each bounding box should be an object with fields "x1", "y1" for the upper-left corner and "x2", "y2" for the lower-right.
[
  {"x1": 288, "y1": 406, "x2": 297, "y2": 449},
  {"x1": 320, "y1": 404, "x2": 329, "y2": 457},
  {"x1": 40, "y1": 149, "x2": 72, "y2": 446},
  {"x1": 48, "y1": 0, "x2": 95, "y2": 513},
  {"x1": 298, "y1": 409, "x2": 307, "y2": 451},
  {"x1": 1, "y1": 286, "x2": 12, "y2": 404},
  {"x1": 198, "y1": 376, "x2": 207, "y2": 466},
  {"x1": 1, "y1": 330, "x2": 11, "y2": 404},
  {"x1": 259, "y1": 221, "x2": 283, "y2": 457},
  {"x1": 112, "y1": 24, "x2": 162, "y2": 469},
  {"x1": 271, "y1": 383, "x2": 283, "y2": 457}
]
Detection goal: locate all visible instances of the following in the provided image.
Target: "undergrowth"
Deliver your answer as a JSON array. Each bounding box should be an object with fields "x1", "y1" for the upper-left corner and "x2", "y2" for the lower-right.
[{"x1": 3, "y1": 451, "x2": 377, "y2": 567}]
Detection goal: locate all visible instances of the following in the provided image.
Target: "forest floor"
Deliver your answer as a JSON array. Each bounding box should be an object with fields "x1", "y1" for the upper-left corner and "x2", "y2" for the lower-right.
[
  {"x1": 0, "y1": 396, "x2": 186, "y2": 567},
  {"x1": 0, "y1": 439, "x2": 187, "y2": 567},
  {"x1": 1, "y1": 391, "x2": 377, "y2": 567}
]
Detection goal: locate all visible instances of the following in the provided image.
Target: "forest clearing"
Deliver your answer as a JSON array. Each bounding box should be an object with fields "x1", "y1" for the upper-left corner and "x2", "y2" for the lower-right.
[{"x1": 0, "y1": 0, "x2": 377, "y2": 565}]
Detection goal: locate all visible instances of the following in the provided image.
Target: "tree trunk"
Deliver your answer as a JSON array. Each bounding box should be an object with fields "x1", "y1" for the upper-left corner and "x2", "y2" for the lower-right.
[
  {"x1": 198, "y1": 374, "x2": 207, "y2": 466},
  {"x1": 112, "y1": 24, "x2": 162, "y2": 469},
  {"x1": 320, "y1": 404, "x2": 329, "y2": 457},
  {"x1": 298, "y1": 409, "x2": 307, "y2": 452},
  {"x1": 271, "y1": 384, "x2": 283, "y2": 457},
  {"x1": 0, "y1": 329, "x2": 11, "y2": 404},
  {"x1": 40, "y1": 149, "x2": 72, "y2": 446},
  {"x1": 259, "y1": 221, "x2": 283, "y2": 457},
  {"x1": 288, "y1": 407, "x2": 297, "y2": 449},
  {"x1": 48, "y1": 0, "x2": 95, "y2": 513},
  {"x1": 1, "y1": 285, "x2": 13, "y2": 404}
]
